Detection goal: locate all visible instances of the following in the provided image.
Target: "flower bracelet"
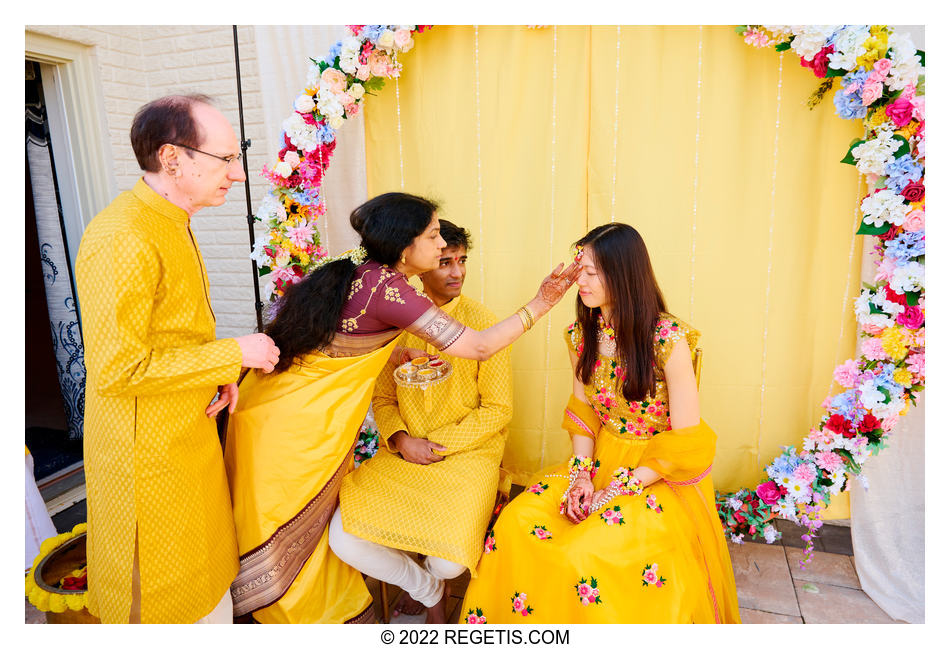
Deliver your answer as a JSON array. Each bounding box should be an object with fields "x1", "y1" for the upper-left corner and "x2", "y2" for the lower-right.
[
  {"x1": 588, "y1": 466, "x2": 644, "y2": 514},
  {"x1": 555, "y1": 455, "x2": 600, "y2": 515}
]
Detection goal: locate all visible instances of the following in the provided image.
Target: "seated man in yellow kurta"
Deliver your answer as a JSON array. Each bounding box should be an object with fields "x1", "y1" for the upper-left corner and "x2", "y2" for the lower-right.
[
  {"x1": 75, "y1": 95, "x2": 280, "y2": 623},
  {"x1": 331, "y1": 220, "x2": 513, "y2": 624}
]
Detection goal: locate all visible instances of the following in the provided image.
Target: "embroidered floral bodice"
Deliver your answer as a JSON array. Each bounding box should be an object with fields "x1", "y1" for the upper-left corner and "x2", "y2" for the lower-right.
[{"x1": 565, "y1": 313, "x2": 699, "y2": 439}]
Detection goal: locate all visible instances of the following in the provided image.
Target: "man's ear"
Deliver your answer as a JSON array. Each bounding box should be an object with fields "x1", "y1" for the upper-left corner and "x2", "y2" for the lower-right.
[{"x1": 158, "y1": 143, "x2": 181, "y2": 176}]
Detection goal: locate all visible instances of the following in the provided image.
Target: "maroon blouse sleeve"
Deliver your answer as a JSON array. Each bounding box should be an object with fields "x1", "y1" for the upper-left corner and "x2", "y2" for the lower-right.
[{"x1": 373, "y1": 274, "x2": 466, "y2": 351}]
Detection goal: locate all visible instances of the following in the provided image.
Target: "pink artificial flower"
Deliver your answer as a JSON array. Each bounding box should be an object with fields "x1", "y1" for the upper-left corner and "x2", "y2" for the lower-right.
[
  {"x1": 881, "y1": 414, "x2": 900, "y2": 432},
  {"x1": 466, "y1": 613, "x2": 479, "y2": 624},
  {"x1": 285, "y1": 221, "x2": 315, "y2": 248},
  {"x1": 368, "y1": 50, "x2": 390, "y2": 76},
  {"x1": 756, "y1": 481, "x2": 782, "y2": 505},
  {"x1": 896, "y1": 305, "x2": 924, "y2": 330},
  {"x1": 911, "y1": 96, "x2": 925, "y2": 122},
  {"x1": 906, "y1": 352, "x2": 925, "y2": 379},
  {"x1": 512, "y1": 599, "x2": 523, "y2": 612},
  {"x1": 345, "y1": 102, "x2": 361, "y2": 116},
  {"x1": 815, "y1": 451, "x2": 844, "y2": 472},
  {"x1": 862, "y1": 80, "x2": 884, "y2": 106},
  {"x1": 320, "y1": 67, "x2": 347, "y2": 94},
  {"x1": 874, "y1": 255, "x2": 897, "y2": 284},
  {"x1": 394, "y1": 29, "x2": 413, "y2": 49},
  {"x1": 580, "y1": 598, "x2": 590, "y2": 606},
  {"x1": 885, "y1": 96, "x2": 915, "y2": 128},
  {"x1": 743, "y1": 29, "x2": 770, "y2": 47},
  {"x1": 834, "y1": 359, "x2": 861, "y2": 389},
  {"x1": 644, "y1": 569, "x2": 657, "y2": 585},
  {"x1": 577, "y1": 583, "x2": 591, "y2": 597},
  {"x1": 870, "y1": 58, "x2": 892, "y2": 82},
  {"x1": 861, "y1": 338, "x2": 887, "y2": 361},
  {"x1": 845, "y1": 81, "x2": 861, "y2": 94},
  {"x1": 793, "y1": 463, "x2": 817, "y2": 484},
  {"x1": 355, "y1": 65, "x2": 372, "y2": 81},
  {"x1": 903, "y1": 209, "x2": 925, "y2": 232}
]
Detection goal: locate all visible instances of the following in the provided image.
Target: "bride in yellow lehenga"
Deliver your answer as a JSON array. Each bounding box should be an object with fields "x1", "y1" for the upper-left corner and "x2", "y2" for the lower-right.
[
  {"x1": 460, "y1": 224, "x2": 741, "y2": 623},
  {"x1": 224, "y1": 192, "x2": 580, "y2": 623}
]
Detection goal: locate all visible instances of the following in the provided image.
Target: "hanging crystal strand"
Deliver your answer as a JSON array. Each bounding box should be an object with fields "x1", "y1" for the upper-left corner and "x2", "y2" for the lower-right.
[
  {"x1": 395, "y1": 72, "x2": 405, "y2": 190},
  {"x1": 826, "y1": 174, "x2": 866, "y2": 399},
  {"x1": 689, "y1": 25, "x2": 704, "y2": 322},
  {"x1": 610, "y1": 25, "x2": 621, "y2": 222},
  {"x1": 540, "y1": 25, "x2": 558, "y2": 469},
  {"x1": 756, "y1": 52, "x2": 785, "y2": 468},
  {"x1": 474, "y1": 25, "x2": 485, "y2": 301}
]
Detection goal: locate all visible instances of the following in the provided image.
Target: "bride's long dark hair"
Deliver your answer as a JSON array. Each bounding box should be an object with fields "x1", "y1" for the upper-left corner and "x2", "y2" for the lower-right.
[
  {"x1": 266, "y1": 192, "x2": 439, "y2": 372},
  {"x1": 574, "y1": 223, "x2": 667, "y2": 402}
]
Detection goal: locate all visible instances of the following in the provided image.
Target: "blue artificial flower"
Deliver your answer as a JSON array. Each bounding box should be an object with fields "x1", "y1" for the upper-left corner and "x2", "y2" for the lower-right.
[
  {"x1": 323, "y1": 40, "x2": 343, "y2": 65},
  {"x1": 826, "y1": 389, "x2": 862, "y2": 424},
  {"x1": 833, "y1": 89, "x2": 867, "y2": 120},
  {"x1": 363, "y1": 25, "x2": 385, "y2": 43},
  {"x1": 315, "y1": 121, "x2": 336, "y2": 144},
  {"x1": 842, "y1": 68, "x2": 870, "y2": 87},
  {"x1": 884, "y1": 154, "x2": 924, "y2": 192},
  {"x1": 884, "y1": 231, "x2": 925, "y2": 264}
]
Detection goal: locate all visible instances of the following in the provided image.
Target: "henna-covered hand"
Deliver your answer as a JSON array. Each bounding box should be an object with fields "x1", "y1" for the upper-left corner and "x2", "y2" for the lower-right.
[{"x1": 535, "y1": 261, "x2": 582, "y2": 309}]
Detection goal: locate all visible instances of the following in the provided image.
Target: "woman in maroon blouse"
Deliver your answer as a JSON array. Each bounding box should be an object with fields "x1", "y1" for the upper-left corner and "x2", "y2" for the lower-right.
[{"x1": 225, "y1": 192, "x2": 579, "y2": 623}]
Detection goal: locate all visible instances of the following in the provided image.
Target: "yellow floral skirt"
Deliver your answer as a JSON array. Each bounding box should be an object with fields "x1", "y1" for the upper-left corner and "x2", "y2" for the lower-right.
[{"x1": 460, "y1": 431, "x2": 740, "y2": 623}]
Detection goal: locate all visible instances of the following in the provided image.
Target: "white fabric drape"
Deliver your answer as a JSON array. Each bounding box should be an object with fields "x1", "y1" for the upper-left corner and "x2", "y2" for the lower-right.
[
  {"x1": 850, "y1": 239, "x2": 926, "y2": 623},
  {"x1": 254, "y1": 25, "x2": 365, "y2": 255}
]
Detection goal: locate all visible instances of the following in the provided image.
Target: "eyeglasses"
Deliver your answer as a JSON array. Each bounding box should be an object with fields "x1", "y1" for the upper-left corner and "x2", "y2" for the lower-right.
[{"x1": 171, "y1": 143, "x2": 243, "y2": 165}]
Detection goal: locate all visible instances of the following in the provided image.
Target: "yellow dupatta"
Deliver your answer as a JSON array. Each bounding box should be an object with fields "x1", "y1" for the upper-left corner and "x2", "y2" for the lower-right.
[
  {"x1": 224, "y1": 337, "x2": 399, "y2": 622},
  {"x1": 640, "y1": 420, "x2": 741, "y2": 624}
]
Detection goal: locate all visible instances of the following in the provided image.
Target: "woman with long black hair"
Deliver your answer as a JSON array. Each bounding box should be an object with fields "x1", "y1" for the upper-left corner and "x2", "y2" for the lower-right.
[
  {"x1": 223, "y1": 192, "x2": 579, "y2": 623},
  {"x1": 460, "y1": 223, "x2": 740, "y2": 623}
]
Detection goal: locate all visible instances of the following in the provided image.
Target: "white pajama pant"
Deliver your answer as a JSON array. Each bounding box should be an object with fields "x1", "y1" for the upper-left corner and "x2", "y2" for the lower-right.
[{"x1": 328, "y1": 507, "x2": 465, "y2": 608}]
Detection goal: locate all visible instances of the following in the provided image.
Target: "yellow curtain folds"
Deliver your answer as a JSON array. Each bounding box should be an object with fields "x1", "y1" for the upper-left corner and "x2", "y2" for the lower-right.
[
  {"x1": 224, "y1": 339, "x2": 398, "y2": 623},
  {"x1": 364, "y1": 26, "x2": 861, "y2": 516}
]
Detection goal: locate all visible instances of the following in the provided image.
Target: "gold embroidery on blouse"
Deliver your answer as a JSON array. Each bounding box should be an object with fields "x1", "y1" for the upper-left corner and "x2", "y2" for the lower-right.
[{"x1": 384, "y1": 286, "x2": 406, "y2": 304}]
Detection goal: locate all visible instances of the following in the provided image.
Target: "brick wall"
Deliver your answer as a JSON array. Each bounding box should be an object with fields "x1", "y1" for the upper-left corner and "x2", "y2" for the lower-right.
[{"x1": 27, "y1": 25, "x2": 270, "y2": 338}]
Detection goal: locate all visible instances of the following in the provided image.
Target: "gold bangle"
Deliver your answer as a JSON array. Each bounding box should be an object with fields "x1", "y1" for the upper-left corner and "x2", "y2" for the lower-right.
[
  {"x1": 518, "y1": 308, "x2": 529, "y2": 332},
  {"x1": 516, "y1": 307, "x2": 531, "y2": 332},
  {"x1": 522, "y1": 304, "x2": 536, "y2": 328}
]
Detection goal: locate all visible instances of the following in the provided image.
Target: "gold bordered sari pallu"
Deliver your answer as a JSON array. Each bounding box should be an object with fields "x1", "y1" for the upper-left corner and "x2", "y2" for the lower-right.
[
  {"x1": 224, "y1": 337, "x2": 399, "y2": 623},
  {"x1": 639, "y1": 419, "x2": 741, "y2": 623}
]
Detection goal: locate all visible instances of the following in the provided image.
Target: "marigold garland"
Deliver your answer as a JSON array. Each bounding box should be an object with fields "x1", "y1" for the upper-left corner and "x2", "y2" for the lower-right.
[
  {"x1": 25, "y1": 523, "x2": 90, "y2": 614},
  {"x1": 720, "y1": 25, "x2": 925, "y2": 565}
]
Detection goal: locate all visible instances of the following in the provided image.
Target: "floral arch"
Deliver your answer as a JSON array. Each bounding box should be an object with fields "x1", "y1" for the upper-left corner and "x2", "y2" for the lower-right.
[{"x1": 250, "y1": 25, "x2": 925, "y2": 562}]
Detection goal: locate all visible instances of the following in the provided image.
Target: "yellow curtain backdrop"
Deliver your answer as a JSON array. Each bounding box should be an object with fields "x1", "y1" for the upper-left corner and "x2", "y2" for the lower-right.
[{"x1": 364, "y1": 26, "x2": 862, "y2": 516}]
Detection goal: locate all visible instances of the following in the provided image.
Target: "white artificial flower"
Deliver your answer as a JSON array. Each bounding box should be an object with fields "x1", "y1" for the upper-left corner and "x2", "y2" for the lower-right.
[
  {"x1": 885, "y1": 32, "x2": 924, "y2": 91},
  {"x1": 282, "y1": 150, "x2": 300, "y2": 167},
  {"x1": 728, "y1": 497, "x2": 743, "y2": 511},
  {"x1": 327, "y1": 114, "x2": 345, "y2": 130},
  {"x1": 861, "y1": 189, "x2": 912, "y2": 228},
  {"x1": 869, "y1": 290, "x2": 903, "y2": 316},
  {"x1": 273, "y1": 160, "x2": 293, "y2": 178},
  {"x1": 790, "y1": 25, "x2": 839, "y2": 61},
  {"x1": 788, "y1": 480, "x2": 814, "y2": 504},
  {"x1": 774, "y1": 500, "x2": 798, "y2": 520},
  {"x1": 282, "y1": 113, "x2": 318, "y2": 152},
  {"x1": 256, "y1": 192, "x2": 287, "y2": 225},
  {"x1": 858, "y1": 378, "x2": 886, "y2": 411},
  {"x1": 828, "y1": 25, "x2": 870, "y2": 70},
  {"x1": 250, "y1": 233, "x2": 272, "y2": 266},
  {"x1": 275, "y1": 249, "x2": 291, "y2": 268},
  {"x1": 305, "y1": 62, "x2": 321, "y2": 89},
  {"x1": 376, "y1": 29, "x2": 395, "y2": 50},
  {"x1": 294, "y1": 93, "x2": 315, "y2": 113},
  {"x1": 763, "y1": 525, "x2": 779, "y2": 544},
  {"x1": 730, "y1": 533, "x2": 744, "y2": 544},
  {"x1": 316, "y1": 86, "x2": 344, "y2": 118},
  {"x1": 857, "y1": 474, "x2": 870, "y2": 491},
  {"x1": 348, "y1": 83, "x2": 365, "y2": 100},
  {"x1": 890, "y1": 261, "x2": 924, "y2": 294},
  {"x1": 853, "y1": 134, "x2": 900, "y2": 177}
]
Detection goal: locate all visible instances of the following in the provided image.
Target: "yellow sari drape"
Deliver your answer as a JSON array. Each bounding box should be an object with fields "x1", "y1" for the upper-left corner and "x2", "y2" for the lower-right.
[{"x1": 224, "y1": 338, "x2": 399, "y2": 623}]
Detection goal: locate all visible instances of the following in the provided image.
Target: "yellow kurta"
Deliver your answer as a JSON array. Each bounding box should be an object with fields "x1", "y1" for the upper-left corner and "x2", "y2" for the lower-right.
[
  {"x1": 460, "y1": 317, "x2": 740, "y2": 623},
  {"x1": 340, "y1": 295, "x2": 513, "y2": 575},
  {"x1": 75, "y1": 179, "x2": 243, "y2": 623}
]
